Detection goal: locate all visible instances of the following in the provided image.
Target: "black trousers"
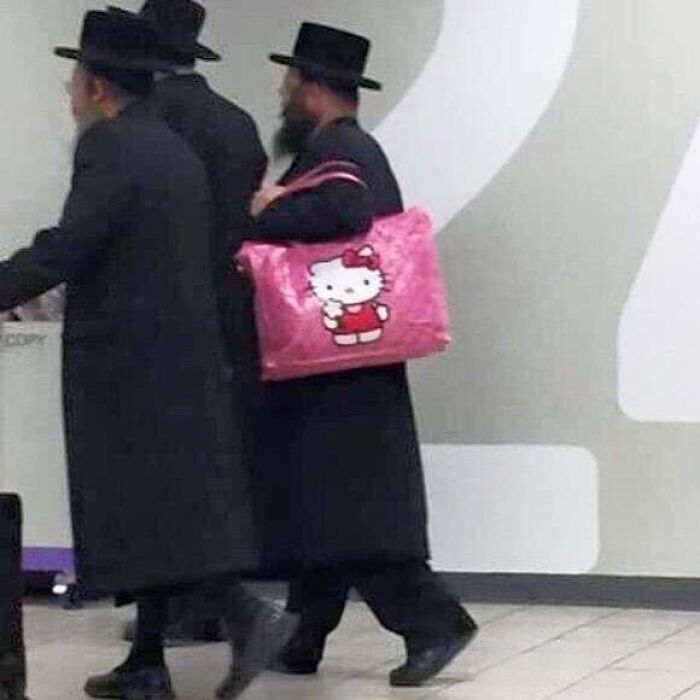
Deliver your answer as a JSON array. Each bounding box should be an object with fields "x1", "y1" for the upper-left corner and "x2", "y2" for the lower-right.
[
  {"x1": 129, "y1": 575, "x2": 262, "y2": 658},
  {"x1": 285, "y1": 561, "x2": 469, "y2": 658}
]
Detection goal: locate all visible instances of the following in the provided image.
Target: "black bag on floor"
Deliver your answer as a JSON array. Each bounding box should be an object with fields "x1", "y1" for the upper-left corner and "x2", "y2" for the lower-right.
[{"x1": 0, "y1": 495, "x2": 27, "y2": 700}]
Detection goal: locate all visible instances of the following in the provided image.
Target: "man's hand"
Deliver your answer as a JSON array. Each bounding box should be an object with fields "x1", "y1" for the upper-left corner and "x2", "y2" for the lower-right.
[
  {"x1": 14, "y1": 298, "x2": 51, "y2": 321},
  {"x1": 250, "y1": 184, "x2": 286, "y2": 218}
]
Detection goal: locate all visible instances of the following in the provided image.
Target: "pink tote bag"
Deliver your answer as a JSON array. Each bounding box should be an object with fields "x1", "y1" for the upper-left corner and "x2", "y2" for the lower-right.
[{"x1": 237, "y1": 161, "x2": 450, "y2": 381}]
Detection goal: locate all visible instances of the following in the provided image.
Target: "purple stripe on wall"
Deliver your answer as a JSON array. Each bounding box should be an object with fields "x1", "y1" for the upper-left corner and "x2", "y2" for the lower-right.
[{"x1": 22, "y1": 548, "x2": 74, "y2": 572}]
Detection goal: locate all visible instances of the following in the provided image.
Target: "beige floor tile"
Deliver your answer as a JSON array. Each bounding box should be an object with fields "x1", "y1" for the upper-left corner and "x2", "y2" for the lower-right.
[
  {"x1": 473, "y1": 618, "x2": 574, "y2": 655},
  {"x1": 444, "y1": 643, "x2": 518, "y2": 677},
  {"x1": 331, "y1": 676, "x2": 443, "y2": 699},
  {"x1": 198, "y1": 670, "x2": 341, "y2": 700},
  {"x1": 464, "y1": 654, "x2": 590, "y2": 697},
  {"x1": 553, "y1": 669, "x2": 699, "y2": 699},
  {"x1": 324, "y1": 629, "x2": 405, "y2": 670},
  {"x1": 25, "y1": 601, "x2": 129, "y2": 647},
  {"x1": 665, "y1": 625, "x2": 700, "y2": 646},
  {"x1": 510, "y1": 636, "x2": 635, "y2": 673},
  {"x1": 436, "y1": 677, "x2": 563, "y2": 700},
  {"x1": 333, "y1": 601, "x2": 381, "y2": 631},
  {"x1": 27, "y1": 641, "x2": 130, "y2": 699},
  {"x1": 615, "y1": 643, "x2": 700, "y2": 674},
  {"x1": 465, "y1": 604, "x2": 525, "y2": 625},
  {"x1": 243, "y1": 670, "x2": 436, "y2": 700},
  {"x1": 502, "y1": 606, "x2": 616, "y2": 628},
  {"x1": 23, "y1": 601, "x2": 700, "y2": 700},
  {"x1": 596, "y1": 609, "x2": 700, "y2": 636}
]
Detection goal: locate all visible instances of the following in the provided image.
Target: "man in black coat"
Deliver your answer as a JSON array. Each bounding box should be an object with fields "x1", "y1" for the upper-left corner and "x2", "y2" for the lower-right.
[
  {"x1": 0, "y1": 11, "x2": 288, "y2": 700},
  {"x1": 69, "y1": 5, "x2": 295, "y2": 700},
  {"x1": 249, "y1": 23, "x2": 478, "y2": 688},
  {"x1": 108, "y1": 0, "x2": 267, "y2": 378},
  {"x1": 104, "y1": 0, "x2": 269, "y2": 651}
]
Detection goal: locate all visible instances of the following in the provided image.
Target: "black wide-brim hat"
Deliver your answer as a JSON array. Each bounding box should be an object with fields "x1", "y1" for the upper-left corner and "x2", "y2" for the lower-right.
[
  {"x1": 107, "y1": 0, "x2": 220, "y2": 63},
  {"x1": 55, "y1": 10, "x2": 177, "y2": 71},
  {"x1": 270, "y1": 22, "x2": 382, "y2": 91}
]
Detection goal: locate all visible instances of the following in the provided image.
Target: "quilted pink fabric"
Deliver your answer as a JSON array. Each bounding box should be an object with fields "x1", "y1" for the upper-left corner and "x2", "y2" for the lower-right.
[{"x1": 237, "y1": 206, "x2": 450, "y2": 381}]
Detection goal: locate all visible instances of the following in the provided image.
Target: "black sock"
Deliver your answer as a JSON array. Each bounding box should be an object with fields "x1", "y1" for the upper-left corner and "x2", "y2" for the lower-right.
[{"x1": 121, "y1": 595, "x2": 168, "y2": 671}]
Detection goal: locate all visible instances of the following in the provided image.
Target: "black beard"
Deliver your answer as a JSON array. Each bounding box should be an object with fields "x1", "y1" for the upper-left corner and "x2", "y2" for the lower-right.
[{"x1": 273, "y1": 106, "x2": 317, "y2": 160}]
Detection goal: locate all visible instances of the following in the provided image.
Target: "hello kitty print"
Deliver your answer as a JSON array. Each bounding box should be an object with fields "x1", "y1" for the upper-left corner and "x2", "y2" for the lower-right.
[
  {"x1": 309, "y1": 246, "x2": 391, "y2": 346},
  {"x1": 237, "y1": 206, "x2": 447, "y2": 381}
]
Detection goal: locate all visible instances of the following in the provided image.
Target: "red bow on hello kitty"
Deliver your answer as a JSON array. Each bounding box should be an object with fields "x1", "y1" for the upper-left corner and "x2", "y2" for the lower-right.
[{"x1": 342, "y1": 248, "x2": 381, "y2": 270}]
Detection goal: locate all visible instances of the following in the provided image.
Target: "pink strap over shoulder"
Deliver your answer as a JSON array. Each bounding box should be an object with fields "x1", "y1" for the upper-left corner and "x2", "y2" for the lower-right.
[{"x1": 283, "y1": 160, "x2": 368, "y2": 196}]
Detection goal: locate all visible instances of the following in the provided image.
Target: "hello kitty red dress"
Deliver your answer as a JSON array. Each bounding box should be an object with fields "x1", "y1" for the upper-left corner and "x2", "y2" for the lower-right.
[
  {"x1": 237, "y1": 162, "x2": 450, "y2": 381},
  {"x1": 336, "y1": 303, "x2": 384, "y2": 334}
]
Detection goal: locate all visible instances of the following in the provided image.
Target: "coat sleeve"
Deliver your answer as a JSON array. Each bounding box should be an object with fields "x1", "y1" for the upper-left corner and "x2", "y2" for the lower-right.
[
  {"x1": 0, "y1": 123, "x2": 132, "y2": 311},
  {"x1": 251, "y1": 124, "x2": 375, "y2": 244},
  {"x1": 212, "y1": 117, "x2": 268, "y2": 253},
  {"x1": 252, "y1": 179, "x2": 373, "y2": 243}
]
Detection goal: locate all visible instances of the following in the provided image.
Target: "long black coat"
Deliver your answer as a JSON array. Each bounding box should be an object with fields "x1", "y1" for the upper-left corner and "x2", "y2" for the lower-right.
[
  {"x1": 250, "y1": 117, "x2": 430, "y2": 571},
  {"x1": 152, "y1": 74, "x2": 267, "y2": 378},
  {"x1": 0, "y1": 102, "x2": 257, "y2": 595}
]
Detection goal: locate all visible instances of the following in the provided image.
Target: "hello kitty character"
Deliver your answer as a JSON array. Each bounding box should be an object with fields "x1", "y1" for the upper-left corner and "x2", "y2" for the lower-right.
[{"x1": 309, "y1": 246, "x2": 390, "y2": 346}]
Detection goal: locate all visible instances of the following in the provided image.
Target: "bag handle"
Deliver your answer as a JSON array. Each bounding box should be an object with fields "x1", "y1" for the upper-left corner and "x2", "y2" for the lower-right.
[
  {"x1": 283, "y1": 160, "x2": 368, "y2": 196},
  {"x1": 291, "y1": 159, "x2": 361, "y2": 181}
]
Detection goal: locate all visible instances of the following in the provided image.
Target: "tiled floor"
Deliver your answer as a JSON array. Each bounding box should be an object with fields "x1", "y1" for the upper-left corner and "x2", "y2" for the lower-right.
[{"x1": 25, "y1": 600, "x2": 700, "y2": 699}]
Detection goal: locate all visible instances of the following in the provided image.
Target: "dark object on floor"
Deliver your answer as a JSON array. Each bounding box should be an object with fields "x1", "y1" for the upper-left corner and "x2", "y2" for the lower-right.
[{"x1": 0, "y1": 495, "x2": 29, "y2": 700}]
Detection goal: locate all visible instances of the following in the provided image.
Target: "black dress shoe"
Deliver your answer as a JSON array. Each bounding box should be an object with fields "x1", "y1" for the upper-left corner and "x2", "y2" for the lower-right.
[
  {"x1": 84, "y1": 666, "x2": 175, "y2": 699},
  {"x1": 268, "y1": 628, "x2": 325, "y2": 676},
  {"x1": 389, "y1": 621, "x2": 479, "y2": 688},
  {"x1": 269, "y1": 654, "x2": 319, "y2": 676},
  {"x1": 216, "y1": 604, "x2": 299, "y2": 699}
]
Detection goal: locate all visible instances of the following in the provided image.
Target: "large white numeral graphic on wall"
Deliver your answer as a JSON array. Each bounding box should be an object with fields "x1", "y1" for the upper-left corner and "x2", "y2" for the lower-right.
[
  {"x1": 372, "y1": 0, "x2": 599, "y2": 574},
  {"x1": 374, "y1": 0, "x2": 579, "y2": 231},
  {"x1": 619, "y1": 121, "x2": 700, "y2": 422}
]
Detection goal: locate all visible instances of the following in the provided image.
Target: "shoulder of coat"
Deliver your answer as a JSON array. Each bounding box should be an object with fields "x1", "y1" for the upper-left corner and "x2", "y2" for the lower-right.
[
  {"x1": 309, "y1": 120, "x2": 385, "y2": 169},
  {"x1": 75, "y1": 118, "x2": 123, "y2": 159}
]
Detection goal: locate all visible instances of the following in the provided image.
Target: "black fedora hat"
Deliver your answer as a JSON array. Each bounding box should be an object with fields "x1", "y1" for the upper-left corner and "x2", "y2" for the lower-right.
[
  {"x1": 55, "y1": 10, "x2": 177, "y2": 71},
  {"x1": 270, "y1": 23, "x2": 382, "y2": 91},
  {"x1": 107, "y1": 0, "x2": 220, "y2": 63}
]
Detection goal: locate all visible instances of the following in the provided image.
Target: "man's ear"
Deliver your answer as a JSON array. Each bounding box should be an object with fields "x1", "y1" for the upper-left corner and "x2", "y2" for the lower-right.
[
  {"x1": 88, "y1": 74, "x2": 110, "y2": 107},
  {"x1": 300, "y1": 81, "x2": 324, "y2": 111}
]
